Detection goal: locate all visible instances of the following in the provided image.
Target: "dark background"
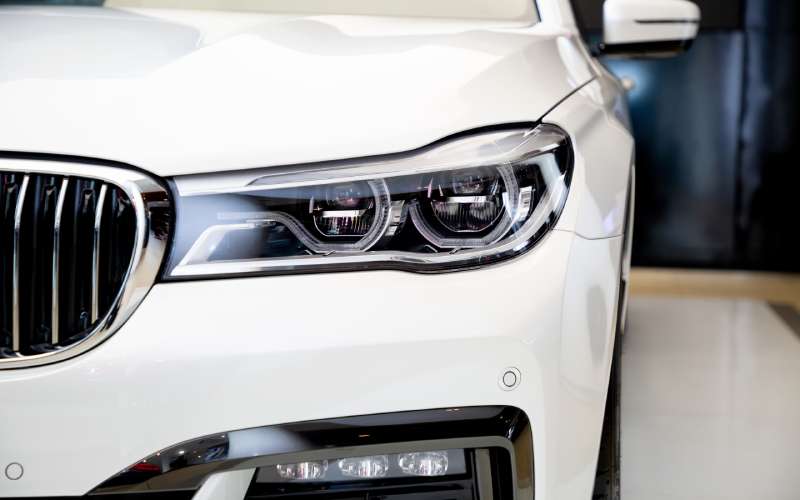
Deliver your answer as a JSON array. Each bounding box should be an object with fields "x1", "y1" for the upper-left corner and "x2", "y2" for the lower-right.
[{"x1": 572, "y1": 0, "x2": 800, "y2": 271}]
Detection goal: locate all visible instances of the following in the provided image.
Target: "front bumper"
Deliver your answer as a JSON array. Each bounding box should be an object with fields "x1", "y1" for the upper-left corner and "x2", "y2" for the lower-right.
[{"x1": 0, "y1": 229, "x2": 621, "y2": 500}]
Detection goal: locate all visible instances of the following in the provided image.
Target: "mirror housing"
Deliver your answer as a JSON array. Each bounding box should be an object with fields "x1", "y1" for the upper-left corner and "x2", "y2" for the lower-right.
[{"x1": 600, "y1": 0, "x2": 700, "y2": 58}]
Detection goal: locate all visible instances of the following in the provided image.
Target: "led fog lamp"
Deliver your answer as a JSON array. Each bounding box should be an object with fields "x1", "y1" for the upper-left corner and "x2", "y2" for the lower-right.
[
  {"x1": 337, "y1": 455, "x2": 390, "y2": 479},
  {"x1": 258, "y1": 449, "x2": 466, "y2": 483},
  {"x1": 165, "y1": 124, "x2": 572, "y2": 279},
  {"x1": 275, "y1": 460, "x2": 328, "y2": 481}
]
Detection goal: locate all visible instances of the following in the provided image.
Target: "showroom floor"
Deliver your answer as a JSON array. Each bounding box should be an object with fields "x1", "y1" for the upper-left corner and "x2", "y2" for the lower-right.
[{"x1": 622, "y1": 270, "x2": 800, "y2": 500}]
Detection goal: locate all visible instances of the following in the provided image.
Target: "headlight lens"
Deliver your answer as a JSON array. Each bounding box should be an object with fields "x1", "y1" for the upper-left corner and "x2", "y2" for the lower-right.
[{"x1": 164, "y1": 124, "x2": 572, "y2": 279}]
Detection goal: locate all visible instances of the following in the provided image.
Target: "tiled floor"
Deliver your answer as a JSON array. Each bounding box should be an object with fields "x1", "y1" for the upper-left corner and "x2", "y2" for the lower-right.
[{"x1": 622, "y1": 297, "x2": 800, "y2": 500}]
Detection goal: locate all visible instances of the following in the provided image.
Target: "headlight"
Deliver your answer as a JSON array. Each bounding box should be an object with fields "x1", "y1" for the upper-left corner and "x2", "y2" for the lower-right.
[{"x1": 163, "y1": 124, "x2": 572, "y2": 279}]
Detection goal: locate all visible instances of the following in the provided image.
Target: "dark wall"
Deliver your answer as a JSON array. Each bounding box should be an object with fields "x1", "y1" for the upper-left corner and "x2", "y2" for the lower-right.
[
  {"x1": 573, "y1": 0, "x2": 800, "y2": 271},
  {"x1": 572, "y1": 0, "x2": 743, "y2": 30}
]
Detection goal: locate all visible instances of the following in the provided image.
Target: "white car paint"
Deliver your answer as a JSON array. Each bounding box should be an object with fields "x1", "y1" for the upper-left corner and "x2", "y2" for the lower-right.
[
  {"x1": 106, "y1": 0, "x2": 539, "y2": 22},
  {"x1": 0, "y1": 6, "x2": 591, "y2": 177},
  {"x1": 0, "y1": 232, "x2": 623, "y2": 499},
  {"x1": 0, "y1": 1, "x2": 641, "y2": 500}
]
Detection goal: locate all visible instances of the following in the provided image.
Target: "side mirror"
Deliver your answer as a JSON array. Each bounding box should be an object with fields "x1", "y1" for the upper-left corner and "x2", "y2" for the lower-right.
[{"x1": 600, "y1": 0, "x2": 700, "y2": 58}]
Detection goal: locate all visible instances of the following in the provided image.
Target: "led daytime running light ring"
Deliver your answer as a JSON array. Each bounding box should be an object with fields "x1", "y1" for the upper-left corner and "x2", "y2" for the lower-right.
[
  {"x1": 256, "y1": 179, "x2": 390, "y2": 253},
  {"x1": 408, "y1": 165, "x2": 519, "y2": 249}
]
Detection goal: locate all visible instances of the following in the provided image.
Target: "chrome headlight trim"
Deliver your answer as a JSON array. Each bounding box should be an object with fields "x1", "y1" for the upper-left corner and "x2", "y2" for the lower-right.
[{"x1": 0, "y1": 159, "x2": 170, "y2": 370}]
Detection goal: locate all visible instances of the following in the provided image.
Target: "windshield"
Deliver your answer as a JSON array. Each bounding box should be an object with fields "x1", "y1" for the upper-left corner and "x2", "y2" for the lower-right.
[{"x1": 1, "y1": 0, "x2": 539, "y2": 22}]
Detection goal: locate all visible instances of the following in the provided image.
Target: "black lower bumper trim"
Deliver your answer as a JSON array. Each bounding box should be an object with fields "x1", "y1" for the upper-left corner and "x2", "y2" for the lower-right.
[{"x1": 91, "y1": 406, "x2": 533, "y2": 499}]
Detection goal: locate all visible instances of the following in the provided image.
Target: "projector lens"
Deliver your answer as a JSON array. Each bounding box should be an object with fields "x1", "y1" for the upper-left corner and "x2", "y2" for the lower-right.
[
  {"x1": 397, "y1": 450, "x2": 450, "y2": 477},
  {"x1": 426, "y1": 167, "x2": 504, "y2": 233},
  {"x1": 312, "y1": 181, "x2": 377, "y2": 237}
]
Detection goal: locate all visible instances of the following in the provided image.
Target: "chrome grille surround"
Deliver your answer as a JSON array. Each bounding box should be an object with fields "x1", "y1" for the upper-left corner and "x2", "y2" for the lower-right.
[{"x1": 0, "y1": 158, "x2": 170, "y2": 369}]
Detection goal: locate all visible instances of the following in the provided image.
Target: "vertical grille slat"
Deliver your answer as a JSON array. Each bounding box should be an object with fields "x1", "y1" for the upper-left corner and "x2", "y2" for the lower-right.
[
  {"x1": 99, "y1": 187, "x2": 135, "y2": 314},
  {"x1": 11, "y1": 175, "x2": 30, "y2": 352},
  {"x1": 91, "y1": 184, "x2": 108, "y2": 323},
  {"x1": 62, "y1": 179, "x2": 99, "y2": 341},
  {"x1": 1, "y1": 174, "x2": 22, "y2": 356},
  {"x1": 26, "y1": 175, "x2": 59, "y2": 353},
  {"x1": 51, "y1": 178, "x2": 69, "y2": 345},
  {"x1": 0, "y1": 171, "x2": 140, "y2": 359}
]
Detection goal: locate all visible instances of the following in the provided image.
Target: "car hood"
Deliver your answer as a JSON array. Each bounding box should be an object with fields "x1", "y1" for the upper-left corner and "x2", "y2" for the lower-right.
[{"x1": 0, "y1": 6, "x2": 594, "y2": 177}]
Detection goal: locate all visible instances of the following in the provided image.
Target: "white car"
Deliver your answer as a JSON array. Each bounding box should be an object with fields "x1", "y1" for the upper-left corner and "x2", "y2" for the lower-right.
[{"x1": 0, "y1": 1, "x2": 698, "y2": 499}]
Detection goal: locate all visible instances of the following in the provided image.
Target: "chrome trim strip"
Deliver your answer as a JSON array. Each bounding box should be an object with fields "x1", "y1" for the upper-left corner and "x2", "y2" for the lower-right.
[
  {"x1": 51, "y1": 178, "x2": 69, "y2": 345},
  {"x1": 0, "y1": 160, "x2": 170, "y2": 369},
  {"x1": 11, "y1": 175, "x2": 29, "y2": 352},
  {"x1": 91, "y1": 183, "x2": 108, "y2": 323}
]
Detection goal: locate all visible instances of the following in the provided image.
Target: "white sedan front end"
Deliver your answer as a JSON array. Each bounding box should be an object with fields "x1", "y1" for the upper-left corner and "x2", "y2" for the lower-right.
[{"x1": 0, "y1": 4, "x2": 633, "y2": 500}]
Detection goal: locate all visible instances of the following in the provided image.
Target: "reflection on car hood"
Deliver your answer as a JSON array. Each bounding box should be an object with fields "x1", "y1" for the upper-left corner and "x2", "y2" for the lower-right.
[{"x1": 0, "y1": 6, "x2": 594, "y2": 176}]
